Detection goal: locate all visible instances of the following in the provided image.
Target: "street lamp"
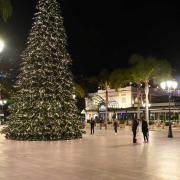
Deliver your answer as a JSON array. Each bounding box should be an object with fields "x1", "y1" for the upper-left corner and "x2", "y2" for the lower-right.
[
  {"x1": 160, "y1": 80, "x2": 178, "y2": 138},
  {"x1": 0, "y1": 39, "x2": 5, "y2": 53},
  {"x1": 0, "y1": 99, "x2": 7, "y2": 110},
  {"x1": 0, "y1": 99, "x2": 7, "y2": 123}
]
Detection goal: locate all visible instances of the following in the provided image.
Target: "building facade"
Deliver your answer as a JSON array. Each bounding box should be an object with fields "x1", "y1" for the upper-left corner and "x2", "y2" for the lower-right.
[{"x1": 84, "y1": 86, "x2": 180, "y2": 123}]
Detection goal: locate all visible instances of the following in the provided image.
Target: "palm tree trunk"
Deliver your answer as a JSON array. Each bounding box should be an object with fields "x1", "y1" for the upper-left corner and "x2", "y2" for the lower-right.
[
  {"x1": 137, "y1": 84, "x2": 141, "y2": 120},
  {"x1": 105, "y1": 83, "x2": 108, "y2": 129},
  {"x1": 145, "y1": 81, "x2": 149, "y2": 123}
]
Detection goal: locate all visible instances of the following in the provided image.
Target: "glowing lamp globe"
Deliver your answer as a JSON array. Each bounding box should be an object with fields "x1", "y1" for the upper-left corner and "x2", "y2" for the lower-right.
[
  {"x1": 160, "y1": 82, "x2": 166, "y2": 90},
  {"x1": 172, "y1": 81, "x2": 178, "y2": 89},
  {"x1": 0, "y1": 39, "x2": 5, "y2": 53}
]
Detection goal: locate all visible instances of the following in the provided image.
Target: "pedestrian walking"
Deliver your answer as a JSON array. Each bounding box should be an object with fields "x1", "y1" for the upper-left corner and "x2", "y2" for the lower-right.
[
  {"x1": 90, "y1": 118, "x2": 95, "y2": 135},
  {"x1": 113, "y1": 119, "x2": 118, "y2": 135},
  {"x1": 132, "y1": 118, "x2": 139, "y2": 143},
  {"x1": 142, "y1": 118, "x2": 149, "y2": 142}
]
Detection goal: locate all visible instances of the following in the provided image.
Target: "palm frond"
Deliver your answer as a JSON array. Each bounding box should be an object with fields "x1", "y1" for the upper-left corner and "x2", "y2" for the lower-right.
[{"x1": 0, "y1": 0, "x2": 12, "y2": 21}]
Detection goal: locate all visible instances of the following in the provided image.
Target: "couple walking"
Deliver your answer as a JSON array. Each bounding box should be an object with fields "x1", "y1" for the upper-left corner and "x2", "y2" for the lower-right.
[{"x1": 132, "y1": 118, "x2": 149, "y2": 143}]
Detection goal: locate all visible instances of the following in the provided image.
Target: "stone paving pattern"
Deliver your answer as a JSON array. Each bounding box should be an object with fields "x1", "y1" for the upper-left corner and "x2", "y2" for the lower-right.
[{"x1": 0, "y1": 127, "x2": 180, "y2": 180}]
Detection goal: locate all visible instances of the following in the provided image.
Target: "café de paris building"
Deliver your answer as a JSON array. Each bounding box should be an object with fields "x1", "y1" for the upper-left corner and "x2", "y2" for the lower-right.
[{"x1": 84, "y1": 86, "x2": 180, "y2": 123}]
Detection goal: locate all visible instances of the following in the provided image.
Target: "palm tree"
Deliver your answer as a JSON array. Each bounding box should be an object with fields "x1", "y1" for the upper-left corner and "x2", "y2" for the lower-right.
[
  {"x1": 73, "y1": 82, "x2": 86, "y2": 111},
  {"x1": 89, "y1": 69, "x2": 129, "y2": 124},
  {"x1": 0, "y1": 78, "x2": 14, "y2": 98},
  {"x1": 73, "y1": 82, "x2": 86, "y2": 98},
  {"x1": 0, "y1": 0, "x2": 12, "y2": 21},
  {"x1": 109, "y1": 68, "x2": 130, "y2": 90},
  {"x1": 129, "y1": 54, "x2": 172, "y2": 122}
]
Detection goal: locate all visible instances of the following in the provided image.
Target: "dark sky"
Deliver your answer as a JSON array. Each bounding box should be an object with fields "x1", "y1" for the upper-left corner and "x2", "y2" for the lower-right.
[{"x1": 1, "y1": 1, "x2": 180, "y2": 77}]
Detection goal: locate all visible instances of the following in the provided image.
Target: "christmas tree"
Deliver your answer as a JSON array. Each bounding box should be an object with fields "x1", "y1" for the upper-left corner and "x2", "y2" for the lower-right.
[{"x1": 2, "y1": 0, "x2": 83, "y2": 140}]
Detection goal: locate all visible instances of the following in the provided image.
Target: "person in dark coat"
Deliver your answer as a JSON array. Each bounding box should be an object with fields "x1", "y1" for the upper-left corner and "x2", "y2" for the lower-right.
[
  {"x1": 113, "y1": 119, "x2": 118, "y2": 135},
  {"x1": 90, "y1": 118, "x2": 95, "y2": 135},
  {"x1": 132, "y1": 118, "x2": 139, "y2": 143},
  {"x1": 142, "y1": 118, "x2": 149, "y2": 142}
]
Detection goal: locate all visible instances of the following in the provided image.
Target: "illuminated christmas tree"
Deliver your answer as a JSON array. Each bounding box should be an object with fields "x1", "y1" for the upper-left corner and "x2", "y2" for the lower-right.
[{"x1": 2, "y1": 0, "x2": 83, "y2": 140}]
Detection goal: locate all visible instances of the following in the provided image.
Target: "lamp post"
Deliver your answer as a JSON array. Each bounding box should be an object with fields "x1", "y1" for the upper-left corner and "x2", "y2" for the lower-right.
[
  {"x1": 104, "y1": 81, "x2": 109, "y2": 130},
  {"x1": 160, "y1": 80, "x2": 178, "y2": 138},
  {"x1": 0, "y1": 38, "x2": 5, "y2": 124}
]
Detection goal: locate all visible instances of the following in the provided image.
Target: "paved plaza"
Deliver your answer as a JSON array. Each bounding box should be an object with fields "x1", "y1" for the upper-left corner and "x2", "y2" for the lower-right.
[{"x1": 0, "y1": 126, "x2": 180, "y2": 180}]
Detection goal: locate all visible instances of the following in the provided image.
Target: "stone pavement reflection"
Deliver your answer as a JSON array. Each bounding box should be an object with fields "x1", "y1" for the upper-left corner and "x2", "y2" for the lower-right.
[{"x1": 0, "y1": 127, "x2": 180, "y2": 180}]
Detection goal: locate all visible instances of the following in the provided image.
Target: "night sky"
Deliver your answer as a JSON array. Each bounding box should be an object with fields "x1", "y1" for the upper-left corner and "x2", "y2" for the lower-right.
[{"x1": 1, "y1": 1, "x2": 180, "y2": 78}]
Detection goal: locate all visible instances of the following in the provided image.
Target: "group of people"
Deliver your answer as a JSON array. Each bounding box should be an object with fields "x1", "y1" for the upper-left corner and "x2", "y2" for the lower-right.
[
  {"x1": 132, "y1": 118, "x2": 149, "y2": 143},
  {"x1": 89, "y1": 117, "x2": 149, "y2": 143}
]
